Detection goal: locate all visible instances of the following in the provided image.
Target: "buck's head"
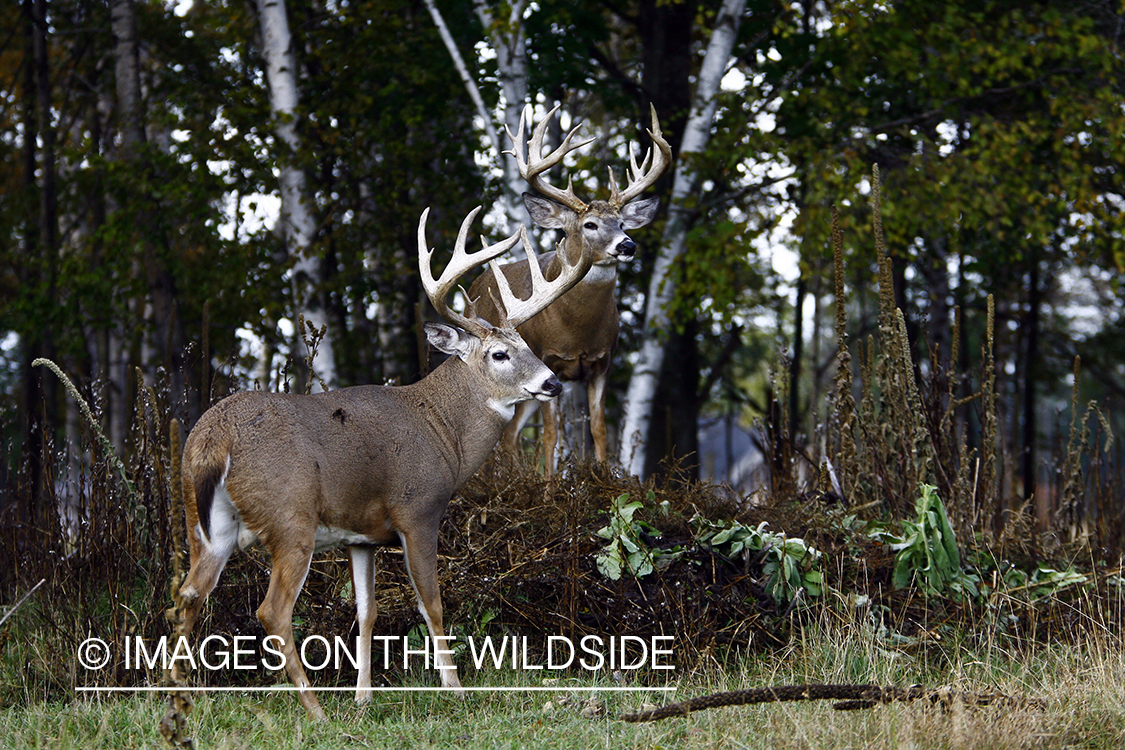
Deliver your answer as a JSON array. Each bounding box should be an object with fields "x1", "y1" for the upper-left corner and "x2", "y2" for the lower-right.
[
  {"x1": 524, "y1": 194, "x2": 659, "y2": 267},
  {"x1": 418, "y1": 207, "x2": 591, "y2": 418},
  {"x1": 423, "y1": 322, "x2": 561, "y2": 417},
  {"x1": 506, "y1": 103, "x2": 671, "y2": 270}
]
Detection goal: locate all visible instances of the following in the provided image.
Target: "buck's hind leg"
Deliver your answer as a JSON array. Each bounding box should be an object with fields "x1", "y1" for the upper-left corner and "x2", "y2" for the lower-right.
[
  {"x1": 348, "y1": 545, "x2": 377, "y2": 705},
  {"x1": 256, "y1": 541, "x2": 324, "y2": 721},
  {"x1": 587, "y1": 368, "x2": 609, "y2": 464},
  {"x1": 178, "y1": 485, "x2": 241, "y2": 637},
  {"x1": 397, "y1": 528, "x2": 463, "y2": 695}
]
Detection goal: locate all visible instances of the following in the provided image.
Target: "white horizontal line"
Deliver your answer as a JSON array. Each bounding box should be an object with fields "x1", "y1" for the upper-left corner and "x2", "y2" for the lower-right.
[{"x1": 76, "y1": 685, "x2": 676, "y2": 693}]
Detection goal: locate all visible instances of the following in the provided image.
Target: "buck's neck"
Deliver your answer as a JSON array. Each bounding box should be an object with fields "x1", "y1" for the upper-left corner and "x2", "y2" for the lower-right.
[{"x1": 404, "y1": 356, "x2": 508, "y2": 487}]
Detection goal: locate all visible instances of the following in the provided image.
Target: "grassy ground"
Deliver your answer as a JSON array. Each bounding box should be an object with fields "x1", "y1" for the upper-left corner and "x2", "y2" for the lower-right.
[{"x1": 3, "y1": 613, "x2": 1123, "y2": 749}]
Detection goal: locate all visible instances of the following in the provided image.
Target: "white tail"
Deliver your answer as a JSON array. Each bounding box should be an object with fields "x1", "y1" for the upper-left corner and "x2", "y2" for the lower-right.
[
  {"x1": 469, "y1": 104, "x2": 671, "y2": 474},
  {"x1": 176, "y1": 207, "x2": 589, "y2": 719}
]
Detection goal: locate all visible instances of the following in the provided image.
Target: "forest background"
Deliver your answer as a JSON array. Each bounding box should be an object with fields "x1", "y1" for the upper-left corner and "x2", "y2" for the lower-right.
[{"x1": 2, "y1": 0, "x2": 1124, "y2": 563}]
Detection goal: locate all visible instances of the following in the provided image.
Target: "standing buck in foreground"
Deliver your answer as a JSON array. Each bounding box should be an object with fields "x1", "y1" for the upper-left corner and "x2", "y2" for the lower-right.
[
  {"x1": 176, "y1": 207, "x2": 591, "y2": 720},
  {"x1": 469, "y1": 104, "x2": 671, "y2": 476}
]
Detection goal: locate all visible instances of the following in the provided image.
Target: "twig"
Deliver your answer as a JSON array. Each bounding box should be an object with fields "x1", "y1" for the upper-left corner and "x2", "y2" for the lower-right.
[
  {"x1": 0, "y1": 578, "x2": 46, "y2": 630},
  {"x1": 32, "y1": 358, "x2": 138, "y2": 504}
]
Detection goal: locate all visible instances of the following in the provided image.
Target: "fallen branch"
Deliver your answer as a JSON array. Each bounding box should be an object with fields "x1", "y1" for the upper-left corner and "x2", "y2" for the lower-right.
[{"x1": 620, "y1": 683, "x2": 1046, "y2": 722}]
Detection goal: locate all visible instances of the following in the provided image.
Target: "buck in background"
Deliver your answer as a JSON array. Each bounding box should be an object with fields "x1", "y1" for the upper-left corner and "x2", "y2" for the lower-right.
[
  {"x1": 469, "y1": 104, "x2": 671, "y2": 476},
  {"x1": 175, "y1": 207, "x2": 591, "y2": 720}
]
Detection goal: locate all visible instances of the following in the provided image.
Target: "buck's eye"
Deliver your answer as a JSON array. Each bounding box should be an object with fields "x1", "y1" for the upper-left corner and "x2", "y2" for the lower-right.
[
  {"x1": 491, "y1": 351, "x2": 510, "y2": 362},
  {"x1": 583, "y1": 222, "x2": 598, "y2": 230}
]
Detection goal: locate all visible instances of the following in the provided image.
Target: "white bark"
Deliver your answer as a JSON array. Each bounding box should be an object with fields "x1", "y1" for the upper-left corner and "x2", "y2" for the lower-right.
[
  {"x1": 106, "y1": 0, "x2": 139, "y2": 452},
  {"x1": 257, "y1": 0, "x2": 337, "y2": 390},
  {"x1": 473, "y1": 0, "x2": 529, "y2": 214},
  {"x1": 423, "y1": 0, "x2": 503, "y2": 155},
  {"x1": 424, "y1": 0, "x2": 529, "y2": 247},
  {"x1": 618, "y1": 0, "x2": 746, "y2": 477}
]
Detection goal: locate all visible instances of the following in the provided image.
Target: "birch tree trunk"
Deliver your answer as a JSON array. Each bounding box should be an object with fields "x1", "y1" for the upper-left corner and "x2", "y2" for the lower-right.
[
  {"x1": 111, "y1": 0, "x2": 143, "y2": 153},
  {"x1": 104, "y1": 0, "x2": 137, "y2": 452},
  {"x1": 424, "y1": 0, "x2": 528, "y2": 243},
  {"x1": 619, "y1": 0, "x2": 746, "y2": 477},
  {"x1": 257, "y1": 0, "x2": 337, "y2": 390},
  {"x1": 110, "y1": 0, "x2": 191, "y2": 428},
  {"x1": 99, "y1": 0, "x2": 143, "y2": 465},
  {"x1": 473, "y1": 0, "x2": 529, "y2": 210}
]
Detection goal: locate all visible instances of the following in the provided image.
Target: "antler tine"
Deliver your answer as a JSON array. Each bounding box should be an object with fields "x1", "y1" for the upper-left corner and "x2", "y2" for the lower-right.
[
  {"x1": 418, "y1": 206, "x2": 521, "y2": 334},
  {"x1": 489, "y1": 225, "x2": 593, "y2": 329},
  {"x1": 504, "y1": 103, "x2": 593, "y2": 212},
  {"x1": 609, "y1": 103, "x2": 673, "y2": 206}
]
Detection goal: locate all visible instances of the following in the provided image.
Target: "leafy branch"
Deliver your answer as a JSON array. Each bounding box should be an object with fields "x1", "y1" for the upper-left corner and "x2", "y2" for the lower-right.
[{"x1": 594, "y1": 491, "x2": 681, "y2": 580}]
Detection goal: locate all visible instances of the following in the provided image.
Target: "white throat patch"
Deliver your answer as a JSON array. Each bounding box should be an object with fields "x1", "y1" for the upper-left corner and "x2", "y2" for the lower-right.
[
  {"x1": 585, "y1": 263, "x2": 618, "y2": 283},
  {"x1": 487, "y1": 398, "x2": 517, "y2": 422}
]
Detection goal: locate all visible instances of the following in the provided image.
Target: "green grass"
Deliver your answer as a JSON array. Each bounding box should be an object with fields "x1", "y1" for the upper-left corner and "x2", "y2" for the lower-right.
[{"x1": 3, "y1": 613, "x2": 1124, "y2": 749}]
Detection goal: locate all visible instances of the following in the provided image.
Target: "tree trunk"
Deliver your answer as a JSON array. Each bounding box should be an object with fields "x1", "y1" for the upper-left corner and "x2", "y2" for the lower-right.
[
  {"x1": 425, "y1": 0, "x2": 528, "y2": 248},
  {"x1": 111, "y1": 0, "x2": 144, "y2": 152},
  {"x1": 619, "y1": 0, "x2": 747, "y2": 478},
  {"x1": 1021, "y1": 261, "x2": 1041, "y2": 503},
  {"x1": 790, "y1": 275, "x2": 806, "y2": 441},
  {"x1": 638, "y1": 0, "x2": 693, "y2": 152},
  {"x1": 19, "y1": 0, "x2": 60, "y2": 522},
  {"x1": 634, "y1": 0, "x2": 699, "y2": 481},
  {"x1": 474, "y1": 0, "x2": 529, "y2": 232},
  {"x1": 922, "y1": 234, "x2": 951, "y2": 370},
  {"x1": 645, "y1": 319, "x2": 702, "y2": 479},
  {"x1": 110, "y1": 0, "x2": 190, "y2": 424},
  {"x1": 257, "y1": 0, "x2": 337, "y2": 390}
]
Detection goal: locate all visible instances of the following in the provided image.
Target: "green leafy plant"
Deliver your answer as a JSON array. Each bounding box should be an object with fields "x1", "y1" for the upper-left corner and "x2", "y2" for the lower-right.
[
  {"x1": 870, "y1": 484, "x2": 979, "y2": 599},
  {"x1": 695, "y1": 519, "x2": 823, "y2": 604},
  {"x1": 594, "y1": 491, "x2": 680, "y2": 580},
  {"x1": 993, "y1": 564, "x2": 1088, "y2": 603}
]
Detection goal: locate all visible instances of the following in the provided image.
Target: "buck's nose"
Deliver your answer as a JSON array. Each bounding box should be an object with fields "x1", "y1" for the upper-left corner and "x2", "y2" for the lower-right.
[
  {"x1": 543, "y1": 375, "x2": 563, "y2": 398},
  {"x1": 614, "y1": 237, "x2": 636, "y2": 259}
]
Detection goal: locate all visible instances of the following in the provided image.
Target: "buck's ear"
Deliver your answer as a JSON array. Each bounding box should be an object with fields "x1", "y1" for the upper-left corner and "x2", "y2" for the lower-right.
[
  {"x1": 424, "y1": 322, "x2": 476, "y2": 359},
  {"x1": 523, "y1": 193, "x2": 569, "y2": 229},
  {"x1": 621, "y1": 196, "x2": 659, "y2": 229}
]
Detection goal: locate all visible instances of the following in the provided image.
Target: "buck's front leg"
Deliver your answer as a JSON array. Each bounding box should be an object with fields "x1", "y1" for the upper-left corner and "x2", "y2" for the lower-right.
[
  {"x1": 541, "y1": 397, "x2": 560, "y2": 480},
  {"x1": 397, "y1": 527, "x2": 464, "y2": 696},
  {"x1": 502, "y1": 400, "x2": 538, "y2": 455},
  {"x1": 347, "y1": 545, "x2": 378, "y2": 705}
]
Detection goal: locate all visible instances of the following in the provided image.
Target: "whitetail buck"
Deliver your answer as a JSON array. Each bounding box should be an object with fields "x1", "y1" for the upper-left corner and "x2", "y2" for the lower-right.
[
  {"x1": 176, "y1": 207, "x2": 591, "y2": 720},
  {"x1": 469, "y1": 104, "x2": 671, "y2": 475}
]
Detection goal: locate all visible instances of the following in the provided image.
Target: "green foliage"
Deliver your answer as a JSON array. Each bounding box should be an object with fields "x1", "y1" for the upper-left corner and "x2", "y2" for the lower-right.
[
  {"x1": 695, "y1": 519, "x2": 824, "y2": 604},
  {"x1": 869, "y1": 484, "x2": 979, "y2": 600},
  {"x1": 993, "y1": 564, "x2": 1088, "y2": 604},
  {"x1": 784, "y1": 0, "x2": 1125, "y2": 257},
  {"x1": 779, "y1": 0, "x2": 1125, "y2": 471},
  {"x1": 593, "y1": 491, "x2": 680, "y2": 580}
]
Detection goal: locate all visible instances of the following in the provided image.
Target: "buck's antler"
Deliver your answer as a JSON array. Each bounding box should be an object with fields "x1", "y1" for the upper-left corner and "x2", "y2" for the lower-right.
[
  {"x1": 417, "y1": 206, "x2": 521, "y2": 335},
  {"x1": 418, "y1": 206, "x2": 592, "y2": 332},
  {"x1": 488, "y1": 225, "x2": 593, "y2": 328},
  {"x1": 607, "y1": 103, "x2": 672, "y2": 207},
  {"x1": 504, "y1": 103, "x2": 593, "y2": 212}
]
